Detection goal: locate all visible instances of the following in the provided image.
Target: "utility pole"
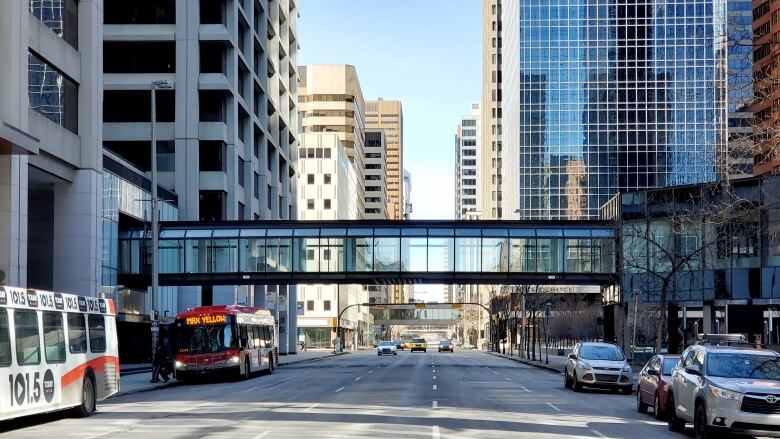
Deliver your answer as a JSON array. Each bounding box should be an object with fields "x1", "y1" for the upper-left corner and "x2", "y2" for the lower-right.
[{"x1": 521, "y1": 289, "x2": 526, "y2": 359}]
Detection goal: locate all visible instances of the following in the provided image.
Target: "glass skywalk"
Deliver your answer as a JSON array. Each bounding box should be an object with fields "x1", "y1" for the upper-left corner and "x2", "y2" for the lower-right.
[{"x1": 119, "y1": 220, "x2": 617, "y2": 285}]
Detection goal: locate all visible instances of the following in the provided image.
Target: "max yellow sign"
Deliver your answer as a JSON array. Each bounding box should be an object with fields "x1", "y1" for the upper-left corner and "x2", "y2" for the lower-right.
[{"x1": 186, "y1": 314, "x2": 226, "y2": 325}]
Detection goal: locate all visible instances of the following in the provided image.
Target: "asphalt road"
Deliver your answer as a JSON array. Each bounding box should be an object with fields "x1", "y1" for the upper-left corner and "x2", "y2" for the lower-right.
[{"x1": 2, "y1": 349, "x2": 694, "y2": 438}]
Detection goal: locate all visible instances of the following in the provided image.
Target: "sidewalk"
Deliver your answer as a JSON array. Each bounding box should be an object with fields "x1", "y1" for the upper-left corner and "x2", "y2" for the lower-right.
[{"x1": 114, "y1": 349, "x2": 345, "y2": 398}]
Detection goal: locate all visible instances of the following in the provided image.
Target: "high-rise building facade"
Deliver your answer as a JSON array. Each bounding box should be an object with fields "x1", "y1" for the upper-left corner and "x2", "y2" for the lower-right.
[
  {"x1": 455, "y1": 103, "x2": 482, "y2": 219},
  {"x1": 503, "y1": 0, "x2": 728, "y2": 219},
  {"x1": 103, "y1": 0, "x2": 301, "y2": 353},
  {"x1": 753, "y1": 0, "x2": 780, "y2": 175},
  {"x1": 726, "y1": 0, "x2": 754, "y2": 178},
  {"x1": 364, "y1": 130, "x2": 389, "y2": 219},
  {"x1": 365, "y1": 99, "x2": 404, "y2": 220},
  {"x1": 481, "y1": 0, "x2": 503, "y2": 220}
]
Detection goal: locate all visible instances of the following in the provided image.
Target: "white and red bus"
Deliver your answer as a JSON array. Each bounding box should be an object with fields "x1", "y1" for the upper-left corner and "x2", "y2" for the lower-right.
[
  {"x1": 173, "y1": 305, "x2": 277, "y2": 380},
  {"x1": 0, "y1": 286, "x2": 119, "y2": 421}
]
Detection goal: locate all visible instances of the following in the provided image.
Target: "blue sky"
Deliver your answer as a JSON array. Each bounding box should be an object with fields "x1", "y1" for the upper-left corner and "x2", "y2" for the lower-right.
[{"x1": 298, "y1": 0, "x2": 482, "y2": 221}]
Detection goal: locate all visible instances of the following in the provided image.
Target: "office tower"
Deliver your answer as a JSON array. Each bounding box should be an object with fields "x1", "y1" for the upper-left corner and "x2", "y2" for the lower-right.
[
  {"x1": 502, "y1": 0, "x2": 728, "y2": 219},
  {"x1": 364, "y1": 130, "x2": 389, "y2": 219},
  {"x1": 726, "y1": 0, "x2": 754, "y2": 178},
  {"x1": 403, "y1": 169, "x2": 412, "y2": 219},
  {"x1": 365, "y1": 99, "x2": 404, "y2": 219},
  {"x1": 481, "y1": 0, "x2": 503, "y2": 219},
  {"x1": 455, "y1": 103, "x2": 482, "y2": 219},
  {"x1": 102, "y1": 0, "x2": 300, "y2": 353},
  {"x1": 0, "y1": 1, "x2": 102, "y2": 293},
  {"x1": 753, "y1": 0, "x2": 780, "y2": 175}
]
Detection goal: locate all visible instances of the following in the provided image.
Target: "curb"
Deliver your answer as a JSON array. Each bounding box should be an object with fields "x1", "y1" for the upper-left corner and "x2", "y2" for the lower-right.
[
  {"x1": 487, "y1": 351, "x2": 564, "y2": 374},
  {"x1": 120, "y1": 367, "x2": 153, "y2": 377},
  {"x1": 279, "y1": 351, "x2": 347, "y2": 366}
]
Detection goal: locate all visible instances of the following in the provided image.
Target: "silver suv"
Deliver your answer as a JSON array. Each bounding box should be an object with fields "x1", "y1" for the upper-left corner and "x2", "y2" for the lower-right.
[
  {"x1": 667, "y1": 341, "x2": 780, "y2": 438},
  {"x1": 564, "y1": 342, "x2": 634, "y2": 394}
]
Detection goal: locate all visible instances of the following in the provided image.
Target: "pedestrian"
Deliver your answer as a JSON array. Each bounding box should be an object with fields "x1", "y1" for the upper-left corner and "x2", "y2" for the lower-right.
[{"x1": 151, "y1": 339, "x2": 170, "y2": 383}]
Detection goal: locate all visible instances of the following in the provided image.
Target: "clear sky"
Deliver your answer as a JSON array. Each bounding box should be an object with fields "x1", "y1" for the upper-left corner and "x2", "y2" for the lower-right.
[
  {"x1": 298, "y1": 1, "x2": 482, "y2": 303},
  {"x1": 298, "y1": 0, "x2": 482, "y2": 221}
]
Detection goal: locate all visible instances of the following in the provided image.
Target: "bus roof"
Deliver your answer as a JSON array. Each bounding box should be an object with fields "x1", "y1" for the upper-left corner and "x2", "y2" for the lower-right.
[
  {"x1": 0, "y1": 286, "x2": 116, "y2": 316},
  {"x1": 176, "y1": 304, "x2": 273, "y2": 319}
]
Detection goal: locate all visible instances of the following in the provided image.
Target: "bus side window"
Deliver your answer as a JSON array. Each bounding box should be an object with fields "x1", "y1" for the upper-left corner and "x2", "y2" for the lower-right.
[
  {"x1": 88, "y1": 315, "x2": 106, "y2": 353},
  {"x1": 67, "y1": 313, "x2": 87, "y2": 353},
  {"x1": 43, "y1": 311, "x2": 66, "y2": 363},
  {"x1": 14, "y1": 310, "x2": 40, "y2": 365},
  {"x1": 0, "y1": 309, "x2": 11, "y2": 366},
  {"x1": 263, "y1": 326, "x2": 271, "y2": 347},
  {"x1": 239, "y1": 324, "x2": 250, "y2": 349},
  {"x1": 246, "y1": 325, "x2": 255, "y2": 349},
  {"x1": 252, "y1": 325, "x2": 261, "y2": 348}
]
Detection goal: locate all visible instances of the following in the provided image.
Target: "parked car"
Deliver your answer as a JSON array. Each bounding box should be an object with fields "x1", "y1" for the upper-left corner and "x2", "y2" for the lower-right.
[
  {"x1": 377, "y1": 341, "x2": 398, "y2": 356},
  {"x1": 394, "y1": 340, "x2": 404, "y2": 350},
  {"x1": 410, "y1": 338, "x2": 427, "y2": 353},
  {"x1": 564, "y1": 342, "x2": 633, "y2": 394},
  {"x1": 439, "y1": 339, "x2": 454, "y2": 352},
  {"x1": 666, "y1": 335, "x2": 780, "y2": 438},
  {"x1": 636, "y1": 354, "x2": 680, "y2": 420}
]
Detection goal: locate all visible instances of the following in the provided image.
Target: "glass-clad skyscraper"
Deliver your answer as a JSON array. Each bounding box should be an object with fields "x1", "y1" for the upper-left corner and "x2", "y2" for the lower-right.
[{"x1": 503, "y1": 0, "x2": 728, "y2": 219}]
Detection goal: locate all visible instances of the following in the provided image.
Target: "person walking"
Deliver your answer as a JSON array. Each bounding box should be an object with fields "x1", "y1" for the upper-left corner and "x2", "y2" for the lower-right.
[{"x1": 150, "y1": 339, "x2": 170, "y2": 383}]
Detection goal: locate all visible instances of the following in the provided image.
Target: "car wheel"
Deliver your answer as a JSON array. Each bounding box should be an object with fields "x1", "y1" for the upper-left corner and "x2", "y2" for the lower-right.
[
  {"x1": 72, "y1": 374, "x2": 96, "y2": 417},
  {"x1": 621, "y1": 386, "x2": 632, "y2": 395},
  {"x1": 377, "y1": 352, "x2": 381, "y2": 356},
  {"x1": 694, "y1": 401, "x2": 715, "y2": 439},
  {"x1": 394, "y1": 352, "x2": 397, "y2": 355},
  {"x1": 573, "y1": 371, "x2": 583, "y2": 392},
  {"x1": 654, "y1": 392, "x2": 665, "y2": 420},
  {"x1": 637, "y1": 388, "x2": 648, "y2": 413},
  {"x1": 564, "y1": 371, "x2": 570, "y2": 389},
  {"x1": 667, "y1": 393, "x2": 685, "y2": 432}
]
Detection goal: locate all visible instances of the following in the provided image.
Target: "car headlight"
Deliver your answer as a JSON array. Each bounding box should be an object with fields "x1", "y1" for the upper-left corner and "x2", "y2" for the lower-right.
[
  {"x1": 709, "y1": 386, "x2": 743, "y2": 401},
  {"x1": 175, "y1": 361, "x2": 186, "y2": 369},
  {"x1": 228, "y1": 355, "x2": 240, "y2": 364},
  {"x1": 578, "y1": 361, "x2": 592, "y2": 370}
]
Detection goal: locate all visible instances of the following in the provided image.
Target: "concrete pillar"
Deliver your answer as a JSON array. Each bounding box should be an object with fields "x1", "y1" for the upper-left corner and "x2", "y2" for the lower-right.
[
  {"x1": 703, "y1": 302, "x2": 714, "y2": 334},
  {"x1": 288, "y1": 285, "x2": 297, "y2": 353}
]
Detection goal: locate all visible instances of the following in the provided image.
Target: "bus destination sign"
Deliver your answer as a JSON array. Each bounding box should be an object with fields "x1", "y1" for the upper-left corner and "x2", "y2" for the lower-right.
[{"x1": 185, "y1": 314, "x2": 227, "y2": 326}]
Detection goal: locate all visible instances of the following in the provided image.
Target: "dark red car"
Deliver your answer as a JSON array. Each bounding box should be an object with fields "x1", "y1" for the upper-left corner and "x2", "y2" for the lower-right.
[{"x1": 636, "y1": 354, "x2": 680, "y2": 420}]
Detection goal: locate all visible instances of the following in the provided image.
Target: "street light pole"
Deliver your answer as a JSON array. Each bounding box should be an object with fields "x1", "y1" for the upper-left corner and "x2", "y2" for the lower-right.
[{"x1": 150, "y1": 80, "x2": 171, "y2": 362}]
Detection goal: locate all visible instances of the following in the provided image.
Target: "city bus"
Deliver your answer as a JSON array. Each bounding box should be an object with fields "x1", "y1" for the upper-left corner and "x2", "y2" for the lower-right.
[
  {"x1": 173, "y1": 305, "x2": 277, "y2": 380},
  {"x1": 0, "y1": 286, "x2": 119, "y2": 421}
]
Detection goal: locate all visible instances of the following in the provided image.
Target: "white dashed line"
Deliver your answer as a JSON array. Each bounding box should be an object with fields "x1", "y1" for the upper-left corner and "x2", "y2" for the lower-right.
[
  {"x1": 520, "y1": 386, "x2": 531, "y2": 392},
  {"x1": 355, "y1": 377, "x2": 361, "y2": 381},
  {"x1": 433, "y1": 376, "x2": 436, "y2": 380},
  {"x1": 252, "y1": 432, "x2": 271, "y2": 439},
  {"x1": 433, "y1": 384, "x2": 438, "y2": 390},
  {"x1": 493, "y1": 371, "x2": 499, "y2": 375},
  {"x1": 589, "y1": 429, "x2": 609, "y2": 438},
  {"x1": 303, "y1": 403, "x2": 318, "y2": 412},
  {"x1": 432, "y1": 425, "x2": 440, "y2": 439},
  {"x1": 504, "y1": 377, "x2": 512, "y2": 381},
  {"x1": 432, "y1": 400, "x2": 438, "y2": 409},
  {"x1": 335, "y1": 387, "x2": 345, "y2": 393},
  {"x1": 545, "y1": 402, "x2": 561, "y2": 411},
  {"x1": 241, "y1": 386, "x2": 260, "y2": 393},
  {"x1": 433, "y1": 369, "x2": 436, "y2": 373},
  {"x1": 368, "y1": 370, "x2": 374, "y2": 374}
]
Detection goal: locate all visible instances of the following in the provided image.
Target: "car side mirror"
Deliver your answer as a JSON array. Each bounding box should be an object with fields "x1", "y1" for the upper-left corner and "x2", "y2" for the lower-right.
[
  {"x1": 568, "y1": 353, "x2": 577, "y2": 360},
  {"x1": 685, "y1": 365, "x2": 702, "y2": 376}
]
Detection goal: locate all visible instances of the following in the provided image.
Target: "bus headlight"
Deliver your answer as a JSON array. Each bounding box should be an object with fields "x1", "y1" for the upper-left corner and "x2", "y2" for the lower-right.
[
  {"x1": 175, "y1": 361, "x2": 186, "y2": 369},
  {"x1": 228, "y1": 355, "x2": 240, "y2": 364}
]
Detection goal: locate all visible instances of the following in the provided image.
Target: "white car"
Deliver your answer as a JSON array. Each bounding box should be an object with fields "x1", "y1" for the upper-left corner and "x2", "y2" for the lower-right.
[
  {"x1": 377, "y1": 341, "x2": 398, "y2": 356},
  {"x1": 564, "y1": 342, "x2": 634, "y2": 394}
]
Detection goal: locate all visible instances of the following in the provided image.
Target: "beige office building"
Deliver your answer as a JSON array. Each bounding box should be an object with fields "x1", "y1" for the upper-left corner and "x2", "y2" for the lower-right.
[
  {"x1": 481, "y1": 0, "x2": 502, "y2": 220},
  {"x1": 365, "y1": 99, "x2": 404, "y2": 220}
]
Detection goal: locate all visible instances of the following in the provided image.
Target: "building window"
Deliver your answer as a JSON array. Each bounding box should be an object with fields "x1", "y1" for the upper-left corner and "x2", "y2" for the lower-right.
[
  {"x1": 29, "y1": 0, "x2": 78, "y2": 48},
  {"x1": 306, "y1": 300, "x2": 314, "y2": 311},
  {"x1": 307, "y1": 199, "x2": 314, "y2": 210},
  {"x1": 28, "y1": 52, "x2": 78, "y2": 134},
  {"x1": 324, "y1": 199, "x2": 331, "y2": 209},
  {"x1": 238, "y1": 159, "x2": 245, "y2": 187},
  {"x1": 324, "y1": 174, "x2": 331, "y2": 184},
  {"x1": 199, "y1": 141, "x2": 226, "y2": 172},
  {"x1": 324, "y1": 300, "x2": 331, "y2": 311},
  {"x1": 307, "y1": 174, "x2": 315, "y2": 184}
]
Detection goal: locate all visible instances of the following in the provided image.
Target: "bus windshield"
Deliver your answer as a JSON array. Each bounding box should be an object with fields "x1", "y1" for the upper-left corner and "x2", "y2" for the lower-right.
[{"x1": 177, "y1": 317, "x2": 237, "y2": 354}]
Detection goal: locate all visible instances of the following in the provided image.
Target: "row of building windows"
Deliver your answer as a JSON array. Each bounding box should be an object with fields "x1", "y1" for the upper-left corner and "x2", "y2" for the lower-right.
[
  {"x1": 0, "y1": 310, "x2": 106, "y2": 367},
  {"x1": 29, "y1": 52, "x2": 78, "y2": 134},
  {"x1": 302, "y1": 300, "x2": 332, "y2": 312},
  {"x1": 305, "y1": 199, "x2": 332, "y2": 210},
  {"x1": 299, "y1": 148, "x2": 334, "y2": 159}
]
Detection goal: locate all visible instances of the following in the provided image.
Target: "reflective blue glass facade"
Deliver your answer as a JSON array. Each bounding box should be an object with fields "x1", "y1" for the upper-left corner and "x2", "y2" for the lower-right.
[{"x1": 503, "y1": 0, "x2": 728, "y2": 220}]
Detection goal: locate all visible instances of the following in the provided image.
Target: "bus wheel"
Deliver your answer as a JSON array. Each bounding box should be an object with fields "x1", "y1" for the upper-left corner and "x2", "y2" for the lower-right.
[
  {"x1": 73, "y1": 374, "x2": 96, "y2": 417},
  {"x1": 268, "y1": 354, "x2": 274, "y2": 374}
]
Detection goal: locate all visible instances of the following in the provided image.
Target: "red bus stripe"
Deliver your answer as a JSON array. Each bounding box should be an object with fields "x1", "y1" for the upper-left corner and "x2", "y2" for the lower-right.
[{"x1": 61, "y1": 355, "x2": 119, "y2": 389}]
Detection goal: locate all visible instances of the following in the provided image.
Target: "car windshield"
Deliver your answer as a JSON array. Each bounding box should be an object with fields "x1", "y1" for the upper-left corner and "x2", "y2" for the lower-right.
[
  {"x1": 662, "y1": 358, "x2": 678, "y2": 375},
  {"x1": 176, "y1": 318, "x2": 236, "y2": 354},
  {"x1": 580, "y1": 345, "x2": 625, "y2": 361},
  {"x1": 413, "y1": 338, "x2": 425, "y2": 343},
  {"x1": 707, "y1": 353, "x2": 780, "y2": 379},
  {"x1": 441, "y1": 340, "x2": 451, "y2": 345},
  {"x1": 380, "y1": 341, "x2": 395, "y2": 346}
]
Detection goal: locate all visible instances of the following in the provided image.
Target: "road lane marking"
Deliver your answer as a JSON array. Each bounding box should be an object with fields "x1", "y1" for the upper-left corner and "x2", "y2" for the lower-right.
[
  {"x1": 589, "y1": 429, "x2": 609, "y2": 438},
  {"x1": 303, "y1": 403, "x2": 319, "y2": 412},
  {"x1": 520, "y1": 385, "x2": 531, "y2": 392},
  {"x1": 433, "y1": 384, "x2": 438, "y2": 390},
  {"x1": 252, "y1": 432, "x2": 271, "y2": 439},
  {"x1": 355, "y1": 377, "x2": 362, "y2": 381},
  {"x1": 432, "y1": 400, "x2": 438, "y2": 409},
  {"x1": 504, "y1": 377, "x2": 512, "y2": 381},
  {"x1": 493, "y1": 371, "x2": 499, "y2": 374},
  {"x1": 433, "y1": 369, "x2": 436, "y2": 373},
  {"x1": 432, "y1": 426, "x2": 440, "y2": 439},
  {"x1": 545, "y1": 402, "x2": 561, "y2": 411},
  {"x1": 433, "y1": 376, "x2": 436, "y2": 380},
  {"x1": 335, "y1": 386, "x2": 345, "y2": 393},
  {"x1": 241, "y1": 386, "x2": 261, "y2": 393}
]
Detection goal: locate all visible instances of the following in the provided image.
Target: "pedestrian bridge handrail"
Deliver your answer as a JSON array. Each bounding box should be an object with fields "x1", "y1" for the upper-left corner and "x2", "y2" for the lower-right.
[{"x1": 118, "y1": 220, "x2": 617, "y2": 286}]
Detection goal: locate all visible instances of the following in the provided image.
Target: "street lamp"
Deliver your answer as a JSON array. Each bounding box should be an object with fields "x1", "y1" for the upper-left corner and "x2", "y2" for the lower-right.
[
  {"x1": 545, "y1": 301, "x2": 552, "y2": 364},
  {"x1": 150, "y1": 79, "x2": 173, "y2": 361}
]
